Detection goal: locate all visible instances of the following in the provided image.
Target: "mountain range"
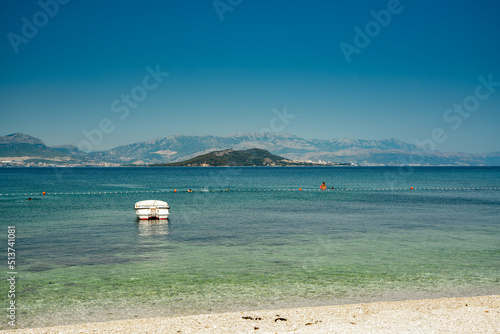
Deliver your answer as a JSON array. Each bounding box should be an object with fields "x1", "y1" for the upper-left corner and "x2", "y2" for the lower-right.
[{"x1": 1, "y1": 132, "x2": 499, "y2": 166}]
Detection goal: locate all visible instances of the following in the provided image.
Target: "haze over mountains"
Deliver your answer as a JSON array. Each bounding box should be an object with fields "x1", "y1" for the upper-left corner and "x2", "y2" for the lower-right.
[{"x1": 1, "y1": 132, "x2": 499, "y2": 166}]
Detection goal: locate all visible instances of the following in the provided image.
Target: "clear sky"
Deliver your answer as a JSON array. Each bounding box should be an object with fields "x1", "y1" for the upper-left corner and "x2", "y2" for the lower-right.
[{"x1": 1, "y1": 0, "x2": 499, "y2": 153}]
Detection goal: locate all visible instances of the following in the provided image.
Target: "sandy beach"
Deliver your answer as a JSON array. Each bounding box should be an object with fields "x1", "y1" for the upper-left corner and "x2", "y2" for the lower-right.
[{"x1": 5, "y1": 295, "x2": 499, "y2": 333}]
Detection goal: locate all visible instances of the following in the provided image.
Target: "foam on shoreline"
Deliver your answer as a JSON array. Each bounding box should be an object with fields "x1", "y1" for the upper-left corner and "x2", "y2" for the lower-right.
[{"x1": 4, "y1": 295, "x2": 499, "y2": 333}]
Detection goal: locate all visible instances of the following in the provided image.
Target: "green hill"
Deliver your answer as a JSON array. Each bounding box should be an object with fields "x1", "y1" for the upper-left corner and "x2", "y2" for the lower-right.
[{"x1": 154, "y1": 148, "x2": 291, "y2": 167}]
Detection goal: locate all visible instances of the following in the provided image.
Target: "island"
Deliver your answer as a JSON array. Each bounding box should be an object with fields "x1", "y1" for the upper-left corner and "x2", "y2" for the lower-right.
[{"x1": 150, "y1": 148, "x2": 351, "y2": 167}]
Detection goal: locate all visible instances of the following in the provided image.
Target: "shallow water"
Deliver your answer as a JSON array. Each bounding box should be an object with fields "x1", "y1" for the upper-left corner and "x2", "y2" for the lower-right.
[{"x1": 0, "y1": 167, "x2": 499, "y2": 328}]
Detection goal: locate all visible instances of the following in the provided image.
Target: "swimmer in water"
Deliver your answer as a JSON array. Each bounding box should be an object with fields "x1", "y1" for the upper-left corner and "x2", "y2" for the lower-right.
[{"x1": 320, "y1": 182, "x2": 327, "y2": 190}]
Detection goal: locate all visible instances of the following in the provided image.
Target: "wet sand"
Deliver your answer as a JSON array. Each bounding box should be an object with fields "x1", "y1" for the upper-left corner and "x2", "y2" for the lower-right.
[{"x1": 5, "y1": 295, "x2": 499, "y2": 333}]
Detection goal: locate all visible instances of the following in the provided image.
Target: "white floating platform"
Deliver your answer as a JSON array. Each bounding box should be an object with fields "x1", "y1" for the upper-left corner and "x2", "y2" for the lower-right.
[{"x1": 134, "y1": 200, "x2": 170, "y2": 220}]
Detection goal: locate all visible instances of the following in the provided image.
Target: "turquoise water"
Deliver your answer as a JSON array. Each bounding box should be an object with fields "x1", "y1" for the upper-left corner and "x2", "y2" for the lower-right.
[{"x1": 1, "y1": 167, "x2": 499, "y2": 328}]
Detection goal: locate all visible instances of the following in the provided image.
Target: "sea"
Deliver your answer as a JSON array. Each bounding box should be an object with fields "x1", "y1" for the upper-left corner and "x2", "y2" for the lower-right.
[{"x1": 0, "y1": 166, "x2": 499, "y2": 329}]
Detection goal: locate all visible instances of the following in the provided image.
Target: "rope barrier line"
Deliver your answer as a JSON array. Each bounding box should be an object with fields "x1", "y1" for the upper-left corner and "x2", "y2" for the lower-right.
[{"x1": 0, "y1": 187, "x2": 499, "y2": 197}]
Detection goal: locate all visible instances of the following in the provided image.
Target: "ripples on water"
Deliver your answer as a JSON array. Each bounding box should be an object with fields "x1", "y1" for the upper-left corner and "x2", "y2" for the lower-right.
[{"x1": 0, "y1": 167, "x2": 499, "y2": 328}]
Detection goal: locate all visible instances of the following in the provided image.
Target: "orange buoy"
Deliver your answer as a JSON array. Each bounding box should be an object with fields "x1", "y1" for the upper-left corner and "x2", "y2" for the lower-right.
[
  {"x1": 42, "y1": 191, "x2": 46, "y2": 195},
  {"x1": 299, "y1": 188, "x2": 302, "y2": 191},
  {"x1": 410, "y1": 187, "x2": 413, "y2": 190},
  {"x1": 174, "y1": 189, "x2": 177, "y2": 193}
]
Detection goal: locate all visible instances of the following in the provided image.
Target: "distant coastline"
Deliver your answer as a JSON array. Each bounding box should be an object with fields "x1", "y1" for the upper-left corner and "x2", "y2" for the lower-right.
[{"x1": 1, "y1": 132, "x2": 499, "y2": 167}]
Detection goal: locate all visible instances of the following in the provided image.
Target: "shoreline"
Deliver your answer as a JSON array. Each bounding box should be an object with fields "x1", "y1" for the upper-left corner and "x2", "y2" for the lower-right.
[{"x1": 5, "y1": 295, "x2": 499, "y2": 333}]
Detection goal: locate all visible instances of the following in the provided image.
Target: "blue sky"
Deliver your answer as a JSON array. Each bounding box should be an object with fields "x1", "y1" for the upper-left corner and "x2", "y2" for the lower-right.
[{"x1": 1, "y1": 0, "x2": 499, "y2": 153}]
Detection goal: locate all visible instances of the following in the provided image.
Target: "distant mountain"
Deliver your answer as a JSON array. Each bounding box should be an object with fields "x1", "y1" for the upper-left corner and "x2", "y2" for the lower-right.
[
  {"x1": 50, "y1": 144, "x2": 87, "y2": 158},
  {"x1": 100, "y1": 133, "x2": 500, "y2": 166},
  {"x1": 0, "y1": 133, "x2": 45, "y2": 145},
  {"x1": 1, "y1": 132, "x2": 499, "y2": 166},
  {"x1": 0, "y1": 133, "x2": 75, "y2": 162},
  {"x1": 155, "y1": 148, "x2": 291, "y2": 167},
  {"x1": 102, "y1": 133, "x2": 424, "y2": 164}
]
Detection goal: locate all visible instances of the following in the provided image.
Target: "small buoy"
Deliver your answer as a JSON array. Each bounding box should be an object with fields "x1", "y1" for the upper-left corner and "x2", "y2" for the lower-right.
[
  {"x1": 226, "y1": 188, "x2": 229, "y2": 191},
  {"x1": 174, "y1": 189, "x2": 177, "y2": 193},
  {"x1": 299, "y1": 188, "x2": 302, "y2": 191},
  {"x1": 410, "y1": 187, "x2": 413, "y2": 190},
  {"x1": 42, "y1": 191, "x2": 46, "y2": 195}
]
